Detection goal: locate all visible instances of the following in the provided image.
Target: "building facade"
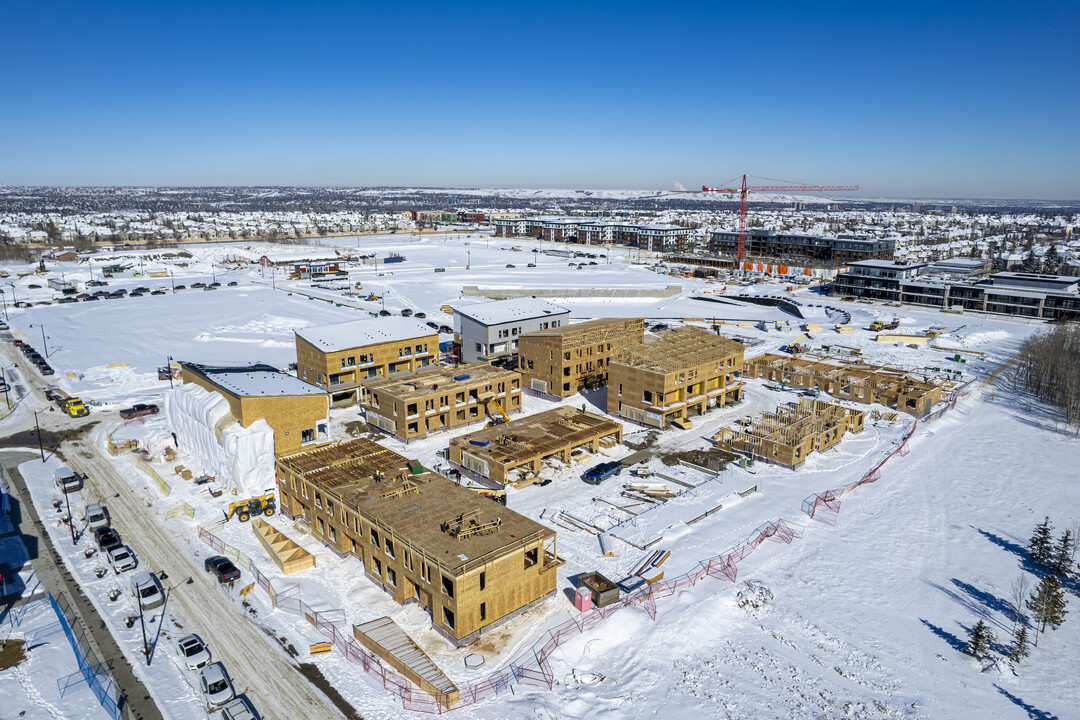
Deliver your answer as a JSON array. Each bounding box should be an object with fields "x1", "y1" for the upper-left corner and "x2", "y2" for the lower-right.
[
  {"x1": 709, "y1": 229, "x2": 895, "y2": 265},
  {"x1": 275, "y1": 438, "x2": 562, "y2": 646},
  {"x1": 295, "y1": 317, "x2": 439, "y2": 405},
  {"x1": 360, "y1": 363, "x2": 522, "y2": 440},
  {"x1": 517, "y1": 317, "x2": 646, "y2": 396},
  {"x1": 179, "y1": 361, "x2": 329, "y2": 456},
  {"x1": 493, "y1": 217, "x2": 692, "y2": 252},
  {"x1": 455, "y1": 298, "x2": 570, "y2": 363},
  {"x1": 607, "y1": 326, "x2": 745, "y2": 429}
]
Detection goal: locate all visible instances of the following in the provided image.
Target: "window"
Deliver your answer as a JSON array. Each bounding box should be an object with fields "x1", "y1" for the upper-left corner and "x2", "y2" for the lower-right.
[
  {"x1": 511, "y1": 327, "x2": 518, "y2": 335},
  {"x1": 372, "y1": 556, "x2": 382, "y2": 577},
  {"x1": 387, "y1": 567, "x2": 397, "y2": 587},
  {"x1": 385, "y1": 538, "x2": 395, "y2": 558},
  {"x1": 329, "y1": 525, "x2": 337, "y2": 542},
  {"x1": 370, "y1": 528, "x2": 379, "y2": 547},
  {"x1": 301, "y1": 428, "x2": 315, "y2": 443},
  {"x1": 480, "y1": 602, "x2": 486, "y2": 621},
  {"x1": 475, "y1": 343, "x2": 482, "y2": 352},
  {"x1": 415, "y1": 344, "x2": 424, "y2": 353},
  {"x1": 524, "y1": 548, "x2": 538, "y2": 569},
  {"x1": 479, "y1": 571, "x2": 486, "y2": 591},
  {"x1": 441, "y1": 575, "x2": 455, "y2": 598},
  {"x1": 443, "y1": 607, "x2": 455, "y2": 630},
  {"x1": 404, "y1": 552, "x2": 413, "y2": 571},
  {"x1": 421, "y1": 563, "x2": 430, "y2": 583}
]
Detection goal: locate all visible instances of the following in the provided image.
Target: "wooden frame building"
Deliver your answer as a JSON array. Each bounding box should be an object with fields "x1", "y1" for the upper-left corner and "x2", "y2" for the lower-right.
[
  {"x1": 517, "y1": 317, "x2": 645, "y2": 396},
  {"x1": 607, "y1": 326, "x2": 745, "y2": 429},
  {"x1": 449, "y1": 406, "x2": 623, "y2": 487},
  {"x1": 276, "y1": 438, "x2": 562, "y2": 646},
  {"x1": 360, "y1": 362, "x2": 522, "y2": 440},
  {"x1": 295, "y1": 317, "x2": 439, "y2": 406},
  {"x1": 714, "y1": 398, "x2": 865, "y2": 468},
  {"x1": 744, "y1": 353, "x2": 944, "y2": 417}
]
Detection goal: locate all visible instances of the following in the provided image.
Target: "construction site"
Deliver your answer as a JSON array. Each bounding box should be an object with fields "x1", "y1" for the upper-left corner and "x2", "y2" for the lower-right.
[
  {"x1": 607, "y1": 325, "x2": 745, "y2": 429},
  {"x1": 517, "y1": 317, "x2": 646, "y2": 396},
  {"x1": 714, "y1": 398, "x2": 866, "y2": 468},
  {"x1": 744, "y1": 352, "x2": 950, "y2": 417},
  {"x1": 448, "y1": 406, "x2": 624, "y2": 486},
  {"x1": 275, "y1": 437, "x2": 562, "y2": 647},
  {"x1": 360, "y1": 362, "x2": 522, "y2": 440}
]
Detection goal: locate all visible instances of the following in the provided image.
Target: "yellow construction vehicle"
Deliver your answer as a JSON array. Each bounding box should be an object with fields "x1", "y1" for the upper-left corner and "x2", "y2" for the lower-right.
[
  {"x1": 870, "y1": 318, "x2": 900, "y2": 332},
  {"x1": 223, "y1": 493, "x2": 277, "y2": 522},
  {"x1": 354, "y1": 281, "x2": 363, "y2": 290},
  {"x1": 481, "y1": 393, "x2": 512, "y2": 426},
  {"x1": 782, "y1": 333, "x2": 810, "y2": 355},
  {"x1": 45, "y1": 388, "x2": 89, "y2": 417},
  {"x1": 465, "y1": 486, "x2": 508, "y2": 506}
]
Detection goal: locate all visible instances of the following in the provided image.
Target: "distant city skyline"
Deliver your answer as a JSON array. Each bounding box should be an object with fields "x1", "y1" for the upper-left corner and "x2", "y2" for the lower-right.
[{"x1": 1, "y1": 1, "x2": 1077, "y2": 200}]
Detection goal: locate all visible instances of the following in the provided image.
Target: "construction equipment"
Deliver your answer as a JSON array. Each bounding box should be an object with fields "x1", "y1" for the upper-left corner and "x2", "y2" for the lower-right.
[
  {"x1": 441, "y1": 510, "x2": 502, "y2": 540},
  {"x1": 45, "y1": 388, "x2": 89, "y2": 417},
  {"x1": 702, "y1": 175, "x2": 859, "y2": 263},
  {"x1": 223, "y1": 493, "x2": 277, "y2": 522},
  {"x1": 482, "y1": 394, "x2": 512, "y2": 426},
  {"x1": 354, "y1": 281, "x2": 363, "y2": 290},
  {"x1": 781, "y1": 333, "x2": 810, "y2": 355},
  {"x1": 465, "y1": 486, "x2": 507, "y2": 505},
  {"x1": 870, "y1": 318, "x2": 900, "y2": 332}
]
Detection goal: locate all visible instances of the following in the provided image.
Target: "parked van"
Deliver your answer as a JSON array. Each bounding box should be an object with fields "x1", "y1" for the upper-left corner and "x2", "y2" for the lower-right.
[{"x1": 53, "y1": 467, "x2": 83, "y2": 494}]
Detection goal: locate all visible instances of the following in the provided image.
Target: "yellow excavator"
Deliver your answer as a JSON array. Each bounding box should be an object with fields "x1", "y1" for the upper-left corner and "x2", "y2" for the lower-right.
[
  {"x1": 481, "y1": 393, "x2": 512, "y2": 426},
  {"x1": 223, "y1": 493, "x2": 277, "y2": 522},
  {"x1": 782, "y1": 333, "x2": 810, "y2": 355}
]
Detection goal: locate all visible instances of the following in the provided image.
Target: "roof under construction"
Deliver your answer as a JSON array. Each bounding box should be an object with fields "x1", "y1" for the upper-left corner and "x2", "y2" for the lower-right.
[
  {"x1": 748, "y1": 353, "x2": 942, "y2": 395},
  {"x1": 359, "y1": 362, "x2": 518, "y2": 401},
  {"x1": 277, "y1": 438, "x2": 550, "y2": 574},
  {"x1": 612, "y1": 325, "x2": 744, "y2": 375},
  {"x1": 519, "y1": 317, "x2": 645, "y2": 349},
  {"x1": 450, "y1": 406, "x2": 621, "y2": 468}
]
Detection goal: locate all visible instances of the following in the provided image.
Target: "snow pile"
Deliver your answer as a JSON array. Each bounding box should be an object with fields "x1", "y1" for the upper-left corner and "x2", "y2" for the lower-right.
[{"x1": 163, "y1": 384, "x2": 275, "y2": 495}]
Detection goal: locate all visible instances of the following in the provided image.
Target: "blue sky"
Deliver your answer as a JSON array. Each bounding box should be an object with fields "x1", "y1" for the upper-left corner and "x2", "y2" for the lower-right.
[{"x1": 1, "y1": 1, "x2": 1077, "y2": 198}]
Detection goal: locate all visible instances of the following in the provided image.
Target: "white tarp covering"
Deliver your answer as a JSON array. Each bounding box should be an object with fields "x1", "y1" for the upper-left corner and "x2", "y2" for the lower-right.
[{"x1": 164, "y1": 384, "x2": 275, "y2": 496}]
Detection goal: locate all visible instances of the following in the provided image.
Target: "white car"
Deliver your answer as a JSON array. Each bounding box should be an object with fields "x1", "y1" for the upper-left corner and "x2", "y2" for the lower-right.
[
  {"x1": 198, "y1": 662, "x2": 235, "y2": 711},
  {"x1": 221, "y1": 697, "x2": 257, "y2": 720},
  {"x1": 106, "y1": 546, "x2": 136, "y2": 574},
  {"x1": 130, "y1": 572, "x2": 164, "y2": 610},
  {"x1": 85, "y1": 503, "x2": 109, "y2": 530},
  {"x1": 175, "y1": 634, "x2": 211, "y2": 671}
]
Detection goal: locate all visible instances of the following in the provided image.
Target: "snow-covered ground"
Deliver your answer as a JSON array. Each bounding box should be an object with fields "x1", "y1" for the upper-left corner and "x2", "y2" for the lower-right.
[{"x1": 2, "y1": 237, "x2": 1077, "y2": 719}]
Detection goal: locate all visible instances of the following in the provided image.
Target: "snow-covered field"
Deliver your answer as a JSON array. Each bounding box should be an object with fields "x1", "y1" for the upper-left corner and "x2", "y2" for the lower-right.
[{"x1": 2, "y1": 236, "x2": 1077, "y2": 719}]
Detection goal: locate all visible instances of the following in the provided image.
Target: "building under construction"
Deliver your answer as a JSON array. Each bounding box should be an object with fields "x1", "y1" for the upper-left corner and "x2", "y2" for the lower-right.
[
  {"x1": 360, "y1": 362, "x2": 522, "y2": 440},
  {"x1": 448, "y1": 406, "x2": 623, "y2": 486},
  {"x1": 744, "y1": 353, "x2": 944, "y2": 416},
  {"x1": 607, "y1": 326, "x2": 745, "y2": 429},
  {"x1": 714, "y1": 398, "x2": 865, "y2": 468},
  {"x1": 517, "y1": 317, "x2": 645, "y2": 396},
  {"x1": 275, "y1": 438, "x2": 562, "y2": 646}
]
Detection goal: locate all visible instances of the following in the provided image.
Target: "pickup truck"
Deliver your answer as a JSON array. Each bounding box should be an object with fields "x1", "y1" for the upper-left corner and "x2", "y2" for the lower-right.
[
  {"x1": 120, "y1": 403, "x2": 159, "y2": 420},
  {"x1": 583, "y1": 461, "x2": 622, "y2": 485}
]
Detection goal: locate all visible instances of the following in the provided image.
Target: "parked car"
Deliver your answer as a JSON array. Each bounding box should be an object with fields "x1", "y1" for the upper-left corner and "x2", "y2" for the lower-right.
[
  {"x1": 426, "y1": 321, "x2": 439, "y2": 329},
  {"x1": 415, "y1": 312, "x2": 426, "y2": 318},
  {"x1": 174, "y1": 284, "x2": 186, "y2": 290},
  {"x1": 151, "y1": 290, "x2": 166, "y2": 295},
  {"x1": 176, "y1": 634, "x2": 212, "y2": 671},
  {"x1": 83, "y1": 295, "x2": 100, "y2": 302},
  {"x1": 221, "y1": 697, "x2": 257, "y2": 720},
  {"x1": 87, "y1": 280, "x2": 108, "y2": 287},
  {"x1": 13, "y1": 340, "x2": 24, "y2": 347},
  {"x1": 506, "y1": 264, "x2": 516, "y2": 268},
  {"x1": 130, "y1": 572, "x2": 165, "y2": 610},
  {"x1": 84, "y1": 503, "x2": 109, "y2": 529},
  {"x1": 94, "y1": 526, "x2": 122, "y2": 552},
  {"x1": 28, "y1": 284, "x2": 41, "y2": 289},
  {"x1": 203, "y1": 286, "x2": 217, "y2": 291},
  {"x1": 438, "y1": 325, "x2": 453, "y2": 334},
  {"x1": 205, "y1": 556, "x2": 241, "y2": 583},
  {"x1": 58, "y1": 296, "x2": 79, "y2": 304},
  {"x1": 378, "y1": 309, "x2": 391, "y2": 316},
  {"x1": 191, "y1": 282, "x2": 205, "y2": 288},
  {"x1": 107, "y1": 546, "x2": 137, "y2": 574},
  {"x1": 527, "y1": 262, "x2": 536, "y2": 267},
  {"x1": 39, "y1": 365, "x2": 54, "y2": 376},
  {"x1": 583, "y1": 461, "x2": 622, "y2": 485},
  {"x1": 54, "y1": 467, "x2": 83, "y2": 494},
  {"x1": 120, "y1": 403, "x2": 159, "y2": 420},
  {"x1": 227, "y1": 281, "x2": 238, "y2": 287},
  {"x1": 400, "y1": 308, "x2": 413, "y2": 317},
  {"x1": 129, "y1": 292, "x2": 143, "y2": 297},
  {"x1": 199, "y1": 663, "x2": 235, "y2": 711},
  {"x1": 209, "y1": 282, "x2": 221, "y2": 288}
]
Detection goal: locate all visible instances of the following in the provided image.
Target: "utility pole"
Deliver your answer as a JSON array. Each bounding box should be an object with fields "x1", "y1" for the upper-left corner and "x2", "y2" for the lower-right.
[
  {"x1": 2, "y1": 367, "x2": 10, "y2": 409},
  {"x1": 0, "y1": 290, "x2": 7, "y2": 321},
  {"x1": 33, "y1": 324, "x2": 49, "y2": 358},
  {"x1": 169, "y1": 270, "x2": 175, "y2": 294},
  {"x1": 166, "y1": 355, "x2": 174, "y2": 389},
  {"x1": 137, "y1": 592, "x2": 150, "y2": 666},
  {"x1": 64, "y1": 485, "x2": 76, "y2": 545},
  {"x1": 34, "y1": 411, "x2": 44, "y2": 461}
]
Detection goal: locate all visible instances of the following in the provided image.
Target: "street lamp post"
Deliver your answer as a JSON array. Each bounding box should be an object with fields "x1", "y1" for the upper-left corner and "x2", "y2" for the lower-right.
[
  {"x1": 64, "y1": 483, "x2": 76, "y2": 545},
  {"x1": 0, "y1": 290, "x2": 8, "y2": 321},
  {"x1": 137, "y1": 591, "x2": 150, "y2": 666},
  {"x1": 4, "y1": 282, "x2": 16, "y2": 307},
  {"x1": 31, "y1": 324, "x2": 49, "y2": 358},
  {"x1": 169, "y1": 271, "x2": 175, "y2": 294},
  {"x1": 34, "y1": 411, "x2": 44, "y2": 462},
  {"x1": 166, "y1": 355, "x2": 174, "y2": 389},
  {"x1": 212, "y1": 264, "x2": 217, "y2": 284},
  {"x1": 1, "y1": 367, "x2": 10, "y2": 409}
]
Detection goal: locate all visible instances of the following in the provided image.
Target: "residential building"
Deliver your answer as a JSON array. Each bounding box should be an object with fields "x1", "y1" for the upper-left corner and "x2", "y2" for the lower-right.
[
  {"x1": 455, "y1": 298, "x2": 569, "y2": 363},
  {"x1": 294, "y1": 317, "x2": 439, "y2": 405},
  {"x1": 517, "y1": 317, "x2": 646, "y2": 396},
  {"x1": 178, "y1": 361, "x2": 329, "y2": 457},
  {"x1": 493, "y1": 216, "x2": 692, "y2": 252},
  {"x1": 275, "y1": 438, "x2": 563, "y2": 646},
  {"x1": 709, "y1": 229, "x2": 895, "y2": 265},
  {"x1": 448, "y1": 406, "x2": 623, "y2": 486},
  {"x1": 607, "y1": 326, "x2": 744, "y2": 429},
  {"x1": 715, "y1": 398, "x2": 865, "y2": 469},
  {"x1": 831, "y1": 260, "x2": 930, "y2": 301},
  {"x1": 360, "y1": 362, "x2": 522, "y2": 440}
]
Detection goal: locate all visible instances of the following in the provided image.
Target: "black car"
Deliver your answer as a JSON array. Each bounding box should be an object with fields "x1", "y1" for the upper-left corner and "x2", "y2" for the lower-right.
[
  {"x1": 414, "y1": 312, "x2": 426, "y2": 318},
  {"x1": 129, "y1": 292, "x2": 143, "y2": 297},
  {"x1": 426, "y1": 321, "x2": 439, "y2": 329},
  {"x1": 83, "y1": 295, "x2": 100, "y2": 301},
  {"x1": 227, "y1": 281, "x2": 238, "y2": 287},
  {"x1": 58, "y1": 297, "x2": 78, "y2": 304},
  {"x1": 203, "y1": 286, "x2": 217, "y2": 291},
  {"x1": 400, "y1": 309, "x2": 413, "y2": 317},
  {"x1": 174, "y1": 285, "x2": 186, "y2": 291},
  {"x1": 191, "y1": 282, "x2": 205, "y2": 288},
  {"x1": 87, "y1": 280, "x2": 108, "y2": 287},
  {"x1": 438, "y1": 324, "x2": 453, "y2": 334},
  {"x1": 204, "y1": 556, "x2": 241, "y2": 583},
  {"x1": 209, "y1": 282, "x2": 221, "y2": 288},
  {"x1": 151, "y1": 290, "x2": 166, "y2": 295},
  {"x1": 379, "y1": 309, "x2": 391, "y2": 316},
  {"x1": 94, "y1": 526, "x2": 123, "y2": 551}
]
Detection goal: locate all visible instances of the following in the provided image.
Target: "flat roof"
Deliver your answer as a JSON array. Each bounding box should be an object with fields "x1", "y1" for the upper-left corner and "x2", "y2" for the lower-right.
[
  {"x1": 181, "y1": 362, "x2": 327, "y2": 398},
  {"x1": 454, "y1": 297, "x2": 568, "y2": 326},
  {"x1": 848, "y1": 260, "x2": 928, "y2": 269},
  {"x1": 932, "y1": 257, "x2": 988, "y2": 267},
  {"x1": 520, "y1": 316, "x2": 644, "y2": 341},
  {"x1": 359, "y1": 362, "x2": 519, "y2": 401},
  {"x1": 990, "y1": 272, "x2": 1078, "y2": 286},
  {"x1": 450, "y1": 406, "x2": 621, "y2": 468},
  {"x1": 277, "y1": 438, "x2": 551, "y2": 574},
  {"x1": 612, "y1": 325, "x2": 744, "y2": 375},
  {"x1": 295, "y1": 317, "x2": 436, "y2": 352}
]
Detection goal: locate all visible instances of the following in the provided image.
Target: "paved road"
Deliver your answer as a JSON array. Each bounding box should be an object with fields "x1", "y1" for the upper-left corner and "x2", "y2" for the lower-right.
[{"x1": 2, "y1": 451, "x2": 163, "y2": 720}]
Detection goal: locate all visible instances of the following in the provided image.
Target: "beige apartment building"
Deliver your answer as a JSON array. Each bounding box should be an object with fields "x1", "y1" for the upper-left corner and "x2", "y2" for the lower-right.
[
  {"x1": 517, "y1": 317, "x2": 645, "y2": 396},
  {"x1": 294, "y1": 317, "x2": 439, "y2": 405},
  {"x1": 607, "y1": 326, "x2": 745, "y2": 429},
  {"x1": 360, "y1": 362, "x2": 522, "y2": 440}
]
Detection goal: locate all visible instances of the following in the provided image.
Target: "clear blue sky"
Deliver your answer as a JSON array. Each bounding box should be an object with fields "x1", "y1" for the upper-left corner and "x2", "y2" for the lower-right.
[{"x1": 1, "y1": 1, "x2": 1077, "y2": 199}]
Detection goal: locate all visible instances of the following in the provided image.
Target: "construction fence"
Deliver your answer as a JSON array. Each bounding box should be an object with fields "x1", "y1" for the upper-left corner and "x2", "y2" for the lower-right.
[
  {"x1": 48, "y1": 592, "x2": 130, "y2": 720},
  {"x1": 134, "y1": 458, "x2": 171, "y2": 497},
  {"x1": 196, "y1": 514, "x2": 804, "y2": 714}
]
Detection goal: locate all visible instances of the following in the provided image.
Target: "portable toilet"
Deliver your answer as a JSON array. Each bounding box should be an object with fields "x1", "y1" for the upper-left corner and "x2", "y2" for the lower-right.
[{"x1": 574, "y1": 586, "x2": 592, "y2": 613}]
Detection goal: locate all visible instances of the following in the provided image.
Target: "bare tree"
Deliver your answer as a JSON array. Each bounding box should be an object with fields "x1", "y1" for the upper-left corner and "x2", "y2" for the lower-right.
[{"x1": 1010, "y1": 573, "x2": 1029, "y2": 635}]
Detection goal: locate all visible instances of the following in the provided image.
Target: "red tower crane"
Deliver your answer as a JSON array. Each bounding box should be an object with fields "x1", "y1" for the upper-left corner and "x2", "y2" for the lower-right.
[{"x1": 702, "y1": 175, "x2": 859, "y2": 265}]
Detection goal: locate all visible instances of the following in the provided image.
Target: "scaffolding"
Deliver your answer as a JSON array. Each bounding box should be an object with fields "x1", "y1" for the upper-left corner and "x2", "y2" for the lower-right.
[{"x1": 715, "y1": 398, "x2": 865, "y2": 468}]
